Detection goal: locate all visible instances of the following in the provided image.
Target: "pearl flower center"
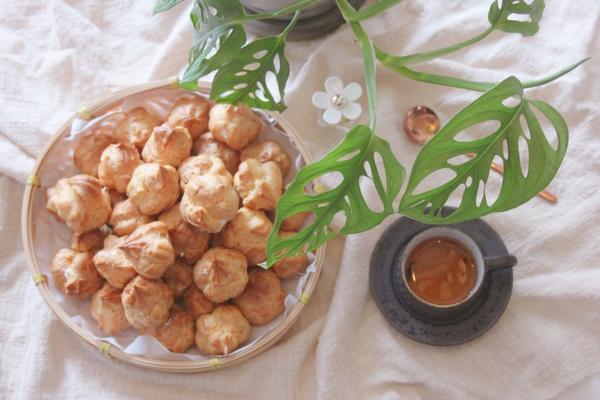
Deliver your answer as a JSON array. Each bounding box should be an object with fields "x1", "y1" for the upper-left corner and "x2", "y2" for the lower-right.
[{"x1": 331, "y1": 94, "x2": 347, "y2": 109}]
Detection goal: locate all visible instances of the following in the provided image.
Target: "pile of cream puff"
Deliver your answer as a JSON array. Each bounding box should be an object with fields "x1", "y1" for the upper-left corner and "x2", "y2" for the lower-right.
[{"x1": 46, "y1": 96, "x2": 310, "y2": 356}]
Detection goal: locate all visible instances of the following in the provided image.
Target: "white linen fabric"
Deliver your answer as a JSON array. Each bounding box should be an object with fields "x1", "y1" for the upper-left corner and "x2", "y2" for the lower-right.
[{"x1": 1, "y1": 1, "x2": 599, "y2": 399}]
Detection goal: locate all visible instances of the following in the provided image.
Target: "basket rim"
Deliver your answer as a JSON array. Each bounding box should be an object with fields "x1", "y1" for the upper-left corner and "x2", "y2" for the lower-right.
[{"x1": 20, "y1": 79, "x2": 326, "y2": 373}]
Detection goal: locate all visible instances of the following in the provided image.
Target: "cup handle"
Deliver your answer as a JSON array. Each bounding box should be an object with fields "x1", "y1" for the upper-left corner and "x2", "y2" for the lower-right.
[{"x1": 483, "y1": 254, "x2": 517, "y2": 271}]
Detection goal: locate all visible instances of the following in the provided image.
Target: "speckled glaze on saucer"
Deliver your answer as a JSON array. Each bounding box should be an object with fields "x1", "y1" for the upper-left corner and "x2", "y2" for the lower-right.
[{"x1": 369, "y1": 208, "x2": 514, "y2": 346}]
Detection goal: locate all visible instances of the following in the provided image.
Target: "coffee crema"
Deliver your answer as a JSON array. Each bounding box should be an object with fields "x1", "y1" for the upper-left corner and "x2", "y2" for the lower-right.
[{"x1": 405, "y1": 237, "x2": 476, "y2": 306}]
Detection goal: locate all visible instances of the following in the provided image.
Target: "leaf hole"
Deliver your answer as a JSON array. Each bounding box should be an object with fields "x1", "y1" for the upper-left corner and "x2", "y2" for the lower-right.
[
  {"x1": 359, "y1": 175, "x2": 385, "y2": 213},
  {"x1": 445, "y1": 183, "x2": 466, "y2": 209},
  {"x1": 518, "y1": 135, "x2": 530, "y2": 177},
  {"x1": 331, "y1": 210, "x2": 347, "y2": 233},
  {"x1": 218, "y1": 90, "x2": 236, "y2": 98},
  {"x1": 519, "y1": 115, "x2": 531, "y2": 140},
  {"x1": 412, "y1": 168, "x2": 457, "y2": 196},
  {"x1": 476, "y1": 180, "x2": 485, "y2": 207},
  {"x1": 530, "y1": 105, "x2": 560, "y2": 151},
  {"x1": 233, "y1": 83, "x2": 248, "y2": 90},
  {"x1": 502, "y1": 96, "x2": 521, "y2": 108},
  {"x1": 372, "y1": 152, "x2": 388, "y2": 194},
  {"x1": 485, "y1": 160, "x2": 503, "y2": 207},
  {"x1": 244, "y1": 62, "x2": 261, "y2": 71},
  {"x1": 265, "y1": 71, "x2": 282, "y2": 103},
  {"x1": 502, "y1": 139, "x2": 509, "y2": 159},
  {"x1": 235, "y1": 71, "x2": 248, "y2": 77},
  {"x1": 454, "y1": 120, "x2": 501, "y2": 142},
  {"x1": 273, "y1": 54, "x2": 281, "y2": 73},
  {"x1": 465, "y1": 176, "x2": 473, "y2": 188},
  {"x1": 253, "y1": 50, "x2": 268, "y2": 59},
  {"x1": 508, "y1": 14, "x2": 532, "y2": 23},
  {"x1": 337, "y1": 149, "x2": 360, "y2": 162},
  {"x1": 447, "y1": 155, "x2": 469, "y2": 167}
]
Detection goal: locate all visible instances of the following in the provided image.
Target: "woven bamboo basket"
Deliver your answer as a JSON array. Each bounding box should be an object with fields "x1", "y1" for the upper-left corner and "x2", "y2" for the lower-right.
[{"x1": 20, "y1": 79, "x2": 326, "y2": 373}]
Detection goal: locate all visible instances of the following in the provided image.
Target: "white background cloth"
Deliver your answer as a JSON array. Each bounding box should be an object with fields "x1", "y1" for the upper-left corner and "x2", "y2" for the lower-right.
[{"x1": 1, "y1": 1, "x2": 600, "y2": 399}]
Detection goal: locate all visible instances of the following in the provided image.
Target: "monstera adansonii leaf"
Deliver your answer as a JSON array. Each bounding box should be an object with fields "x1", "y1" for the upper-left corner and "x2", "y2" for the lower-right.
[
  {"x1": 399, "y1": 76, "x2": 568, "y2": 224},
  {"x1": 265, "y1": 125, "x2": 405, "y2": 266},
  {"x1": 488, "y1": 0, "x2": 545, "y2": 36}
]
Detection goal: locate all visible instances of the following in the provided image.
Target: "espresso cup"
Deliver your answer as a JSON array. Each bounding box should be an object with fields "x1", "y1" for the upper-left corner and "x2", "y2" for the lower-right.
[{"x1": 397, "y1": 227, "x2": 516, "y2": 320}]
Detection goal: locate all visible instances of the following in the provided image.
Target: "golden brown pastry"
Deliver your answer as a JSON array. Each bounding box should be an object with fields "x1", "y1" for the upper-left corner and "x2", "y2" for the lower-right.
[
  {"x1": 104, "y1": 234, "x2": 125, "y2": 249},
  {"x1": 241, "y1": 141, "x2": 291, "y2": 176},
  {"x1": 92, "y1": 247, "x2": 137, "y2": 289},
  {"x1": 280, "y1": 211, "x2": 311, "y2": 232},
  {"x1": 163, "y1": 260, "x2": 193, "y2": 299},
  {"x1": 208, "y1": 104, "x2": 262, "y2": 150},
  {"x1": 73, "y1": 127, "x2": 116, "y2": 177},
  {"x1": 221, "y1": 207, "x2": 272, "y2": 265},
  {"x1": 182, "y1": 285, "x2": 215, "y2": 319},
  {"x1": 272, "y1": 231, "x2": 309, "y2": 279},
  {"x1": 98, "y1": 143, "x2": 142, "y2": 194},
  {"x1": 167, "y1": 96, "x2": 211, "y2": 140},
  {"x1": 107, "y1": 188, "x2": 126, "y2": 206},
  {"x1": 141, "y1": 126, "x2": 192, "y2": 167},
  {"x1": 46, "y1": 175, "x2": 112, "y2": 233},
  {"x1": 155, "y1": 306, "x2": 195, "y2": 353},
  {"x1": 233, "y1": 268, "x2": 285, "y2": 325},
  {"x1": 90, "y1": 283, "x2": 130, "y2": 335},
  {"x1": 118, "y1": 221, "x2": 175, "y2": 279},
  {"x1": 195, "y1": 304, "x2": 251, "y2": 356},
  {"x1": 71, "y1": 229, "x2": 106, "y2": 252},
  {"x1": 51, "y1": 248, "x2": 104, "y2": 298},
  {"x1": 127, "y1": 163, "x2": 180, "y2": 215},
  {"x1": 233, "y1": 159, "x2": 282, "y2": 211},
  {"x1": 178, "y1": 154, "x2": 232, "y2": 191},
  {"x1": 158, "y1": 203, "x2": 210, "y2": 264},
  {"x1": 180, "y1": 173, "x2": 239, "y2": 233},
  {"x1": 115, "y1": 107, "x2": 161, "y2": 149},
  {"x1": 108, "y1": 199, "x2": 153, "y2": 236},
  {"x1": 192, "y1": 132, "x2": 240, "y2": 174},
  {"x1": 193, "y1": 247, "x2": 248, "y2": 303},
  {"x1": 121, "y1": 275, "x2": 174, "y2": 331}
]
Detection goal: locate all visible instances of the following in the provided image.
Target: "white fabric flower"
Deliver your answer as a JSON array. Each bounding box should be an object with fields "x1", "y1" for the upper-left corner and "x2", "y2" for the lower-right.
[{"x1": 312, "y1": 76, "x2": 362, "y2": 125}]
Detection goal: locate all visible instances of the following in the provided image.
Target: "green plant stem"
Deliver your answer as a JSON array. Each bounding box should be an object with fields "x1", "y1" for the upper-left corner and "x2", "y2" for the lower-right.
[
  {"x1": 246, "y1": 0, "x2": 319, "y2": 20},
  {"x1": 347, "y1": 0, "x2": 404, "y2": 21},
  {"x1": 379, "y1": 26, "x2": 494, "y2": 66},
  {"x1": 336, "y1": 0, "x2": 377, "y2": 129},
  {"x1": 377, "y1": 47, "x2": 589, "y2": 92}
]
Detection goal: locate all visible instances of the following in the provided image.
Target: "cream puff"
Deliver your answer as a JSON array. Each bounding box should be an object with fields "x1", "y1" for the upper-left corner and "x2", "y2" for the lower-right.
[
  {"x1": 141, "y1": 125, "x2": 192, "y2": 167},
  {"x1": 221, "y1": 207, "x2": 272, "y2": 265},
  {"x1": 98, "y1": 143, "x2": 142, "y2": 194},
  {"x1": 155, "y1": 306, "x2": 195, "y2": 353},
  {"x1": 192, "y1": 132, "x2": 240, "y2": 174},
  {"x1": 180, "y1": 173, "x2": 239, "y2": 233},
  {"x1": 232, "y1": 268, "x2": 285, "y2": 325},
  {"x1": 90, "y1": 283, "x2": 130, "y2": 335},
  {"x1": 193, "y1": 247, "x2": 248, "y2": 303},
  {"x1": 240, "y1": 140, "x2": 291, "y2": 177},
  {"x1": 182, "y1": 285, "x2": 215, "y2": 319},
  {"x1": 121, "y1": 276, "x2": 174, "y2": 331},
  {"x1": 51, "y1": 248, "x2": 104, "y2": 298},
  {"x1": 272, "y1": 231, "x2": 310, "y2": 279},
  {"x1": 73, "y1": 127, "x2": 116, "y2": 177},
  {"x1": 118, "y1": 221, "x2": 175, "y2": 279},
  {"x1": 158, "y1": 203, "x2": 210, "y2": 264},
  {"x1": 233, "y1": 159, "x2": 282, "y2": 211},
  {"x1": 178, "y1": 154, "x2": 232, "y2": 191},
  {"x1": 108, "y1": 199, "x2": 153, "y2": 237},
  {"x1": 127, "y1": 163, "x2": 180, "y2": 216},
  {"x1": 195, "y1": 305, "x2": 251, "y2": 356},
  {"x1": 71, "y1": 229, "x2": 106, "y2": 252},
  {"x1": 46, "y1": 175, "x2": 112, "y2": 233},
  {"x1": 92, "y1": 247, "x2": 137, "y2": 289},
  {"x1": 115, "y1": 107, "x2": 161, "y2": 149},
  {"x1": 167, "y1": 96, "x2": 211, "y2": 140},
  {"x1": 208, "y1": 104, "x2": 262, "y2": 150},
  {"x1": 163, "y1": 260, "x2": 193, "y2": 299}
]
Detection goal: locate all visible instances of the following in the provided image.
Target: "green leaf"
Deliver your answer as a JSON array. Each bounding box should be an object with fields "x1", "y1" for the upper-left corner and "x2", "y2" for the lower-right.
[
  {"x1": 399, "y1": 76, "x2": 568, "y2": 224},
  {"x1": 488, "y1": 0, "x2": 545, "y2": 36},
  {"x1": 266, "y1": 125, "x2": 405, "y2": 266},
  {"x1": 154, "y1": 0, "x2": 185, "y2": 14},
  {"x1": 180, "y1": 0, "x2": 247, "y2": 88},
  {"x1": 209, "y1": 12, "x2": 299, "y2": 111}
]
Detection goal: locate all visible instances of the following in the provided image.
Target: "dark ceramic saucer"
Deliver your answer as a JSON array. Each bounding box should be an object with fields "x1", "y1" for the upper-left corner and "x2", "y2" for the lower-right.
[{"x1": 369, "y1": 208, "x2": 514, "y2": 346}]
